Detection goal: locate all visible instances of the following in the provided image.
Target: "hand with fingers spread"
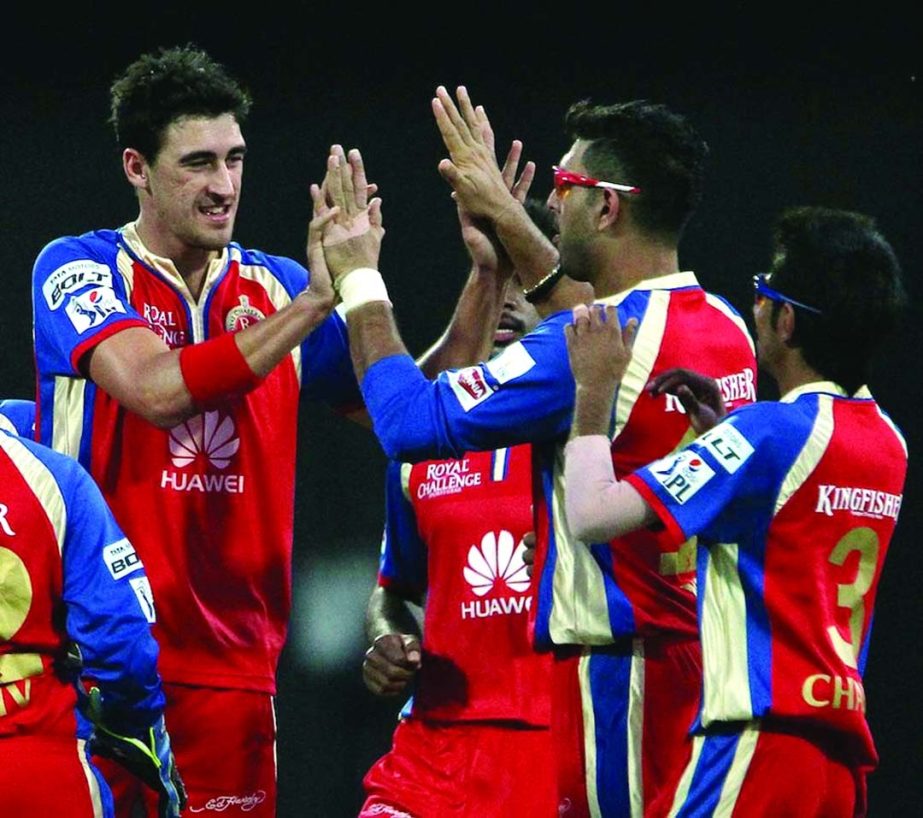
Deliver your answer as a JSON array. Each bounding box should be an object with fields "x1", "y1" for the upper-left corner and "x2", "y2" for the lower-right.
[
  {"x1": 433, "y1": 85, "x2": 528, "y2": 224},
  {"x1": 565, "y1": 304, "x2": 638, "y2": 437},
  {"x1": 457, "y1": 138, "x2": 536, "y2": 277},
  {"x1": 362, "y1": 633, "x2": 423, "y2": 697},
  {"x1": 297, "y1": 182, "x2": 338, "y2": 314},
  {"x1": 320, "y1": 145, "x2": 385, "y2": 283},
  {"x1": 647, "y1": 367, "x2": 727, "y2": 434}
]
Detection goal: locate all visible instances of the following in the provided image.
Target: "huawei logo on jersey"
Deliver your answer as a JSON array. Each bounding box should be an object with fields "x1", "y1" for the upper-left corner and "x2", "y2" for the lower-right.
[
  {"x1": 460, "y1": 531, "x2": 531, "y2": 620},
  {"x1": 160, "y1": 412, "x2": 245, "y2": 494}
]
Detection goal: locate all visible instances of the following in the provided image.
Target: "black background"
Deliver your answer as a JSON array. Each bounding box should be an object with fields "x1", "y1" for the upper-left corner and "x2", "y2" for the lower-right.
[{"x1": 1, "y1": 7, "x2": 919, "y2": 815}]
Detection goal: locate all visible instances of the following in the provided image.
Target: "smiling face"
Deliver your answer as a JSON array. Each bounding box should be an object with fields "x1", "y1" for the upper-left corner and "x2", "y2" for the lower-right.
[
  {"x1": 492, "y1": 277, "x2": 541, "y2": 355},
  {"x1": 135, "y1": 113, "x2": 246, "y2": 259}
]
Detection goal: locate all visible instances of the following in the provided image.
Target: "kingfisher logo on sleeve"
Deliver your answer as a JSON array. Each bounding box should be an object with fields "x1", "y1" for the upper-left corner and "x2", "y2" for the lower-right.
[{"x1": 651, "y1": 450, "x2": 715, "y2": 504}]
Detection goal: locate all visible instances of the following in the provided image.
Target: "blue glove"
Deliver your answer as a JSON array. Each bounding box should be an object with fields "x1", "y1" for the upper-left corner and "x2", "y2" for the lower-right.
[{"x1": 85, "y1": 687, "x2": 188, "y2": 818}]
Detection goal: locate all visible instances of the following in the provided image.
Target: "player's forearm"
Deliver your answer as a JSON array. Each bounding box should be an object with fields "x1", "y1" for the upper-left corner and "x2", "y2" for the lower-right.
[
  {"x1": 233, "y1": 290, "x2": 334, "y2": 376},
  {"x1": 571, "y1": 383, "x2": 617, "y2": 439},
  {"x1": 563, "y1": 435, "x2": 655, "y2": 542},
  {"x1": 366, "y1": 586, "x2": 421, "y2": 644},
  {"x1": 416, "y1": 263, "x2": 508, "y2": 375},
  {"x1": 346, "y1": 302, "x2": 409, "y2": 382}
]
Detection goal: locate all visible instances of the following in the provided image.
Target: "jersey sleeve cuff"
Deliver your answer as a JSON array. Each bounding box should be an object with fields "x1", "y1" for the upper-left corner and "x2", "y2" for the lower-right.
[{"x1": 624, "y1": 472, "x2": 688, "y2": 546}]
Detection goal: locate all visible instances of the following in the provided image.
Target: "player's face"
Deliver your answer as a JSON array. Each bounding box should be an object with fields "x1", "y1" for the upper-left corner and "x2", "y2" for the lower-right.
[
  {"x1": 546, "y1": 140, "x2": 598, "y2": 283},
  {"x1": 492, "y1": 277, "x2": 541, "y2": 356},
  {"x1": 143, "y1": 114, "x2": 246, "y2": 254}
]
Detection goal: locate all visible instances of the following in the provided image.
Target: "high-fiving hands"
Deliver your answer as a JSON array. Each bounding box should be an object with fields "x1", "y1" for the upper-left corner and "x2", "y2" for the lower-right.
[{"x1": 317, "y1": 145, "x2": 385, "y2": 285}]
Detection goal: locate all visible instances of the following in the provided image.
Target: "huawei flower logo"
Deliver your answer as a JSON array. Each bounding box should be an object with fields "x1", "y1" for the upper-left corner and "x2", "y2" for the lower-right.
[
  {"x1": 169, "y1": 412, "x2": 239, "y2": 470},
  {"x1": 463, "y1": 531, "x2": 530, "y2": 596}
]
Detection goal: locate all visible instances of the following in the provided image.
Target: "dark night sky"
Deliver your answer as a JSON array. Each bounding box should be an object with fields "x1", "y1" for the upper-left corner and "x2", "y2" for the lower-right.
[{"x1": 1, "y1": 8, "x2": 920, "y2": 815}]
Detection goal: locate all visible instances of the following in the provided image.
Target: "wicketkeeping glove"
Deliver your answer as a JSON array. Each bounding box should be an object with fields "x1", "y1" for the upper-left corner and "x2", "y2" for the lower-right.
[{"x1": 85, "y1": 687, "x2": 188, "y2": 818}]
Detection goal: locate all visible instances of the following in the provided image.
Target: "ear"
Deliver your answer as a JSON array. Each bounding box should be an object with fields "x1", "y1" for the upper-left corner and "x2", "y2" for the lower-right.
[
  {"x1": 777, "y1": 302, "x2": 797, "y2": 344},
  {"x1": 596, "y1": 188, "x2": 621, "y2": 231},
  {"x1": 122, "y1": 148, "x2": 150, "y2": 192}
]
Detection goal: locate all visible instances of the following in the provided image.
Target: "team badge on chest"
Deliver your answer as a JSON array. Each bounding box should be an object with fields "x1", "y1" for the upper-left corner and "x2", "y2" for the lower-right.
[{"x1": 225, "y1": 295, "x2": 265, "y2": 332}]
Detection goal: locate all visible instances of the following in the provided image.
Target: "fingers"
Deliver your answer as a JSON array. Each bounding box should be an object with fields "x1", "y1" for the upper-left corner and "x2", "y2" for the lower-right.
[
  {"x1": 476, "y1": 104, "x2": 495, "y2": 154},
  {"x1": 368, "y1": 197, "x2": 384, "y2": 231},
  {"x1": 500, "y1": 140, "x2": 523, "y2": 190},
  {"x1": 362, "y1": 633, "x2": 421, "y2": 696},
  {"x1": 348, "y1": 148, "x2": 368, "y2": 210},
  {"x1": 433, "y1": 86, "x2": 474, "y2": 151},
  {"x1": 622, "y1": 316, "x2": 639, "y2": 352},
  {"x1": 511, "y1": 160, "x2": 536, "y2": 203},
  {"x1": 455, "y1": 86, "x2": 482, "y2": 141}
]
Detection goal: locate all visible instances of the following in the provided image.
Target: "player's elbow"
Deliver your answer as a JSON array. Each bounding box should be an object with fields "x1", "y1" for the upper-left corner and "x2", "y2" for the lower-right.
[{"x1": 128, "y1": 384, "x2": 198, "y2": 429}]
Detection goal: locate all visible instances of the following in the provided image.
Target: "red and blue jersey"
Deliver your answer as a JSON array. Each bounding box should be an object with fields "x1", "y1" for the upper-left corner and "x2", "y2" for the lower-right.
[
  {"x1": 0, "y1": 428, "x2": 163, "y2": 740},
  {"x1": 361, "y1": 272, "x2": 756, "y2": 647},
  {"x1": 626, "y1": 383, "x2": 907, "y2": 766},
  {"x1": 31, "y1": 223, "x2": 357, "y2": 693},
  {"x1": 378, "y1": 444, "x2": 550, "y2": 726}
]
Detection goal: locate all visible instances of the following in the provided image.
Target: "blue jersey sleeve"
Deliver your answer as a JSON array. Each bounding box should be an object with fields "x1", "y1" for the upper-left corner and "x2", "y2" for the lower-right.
[
  {"x1": 361, "y1": 311, "x2": 577, "y2": 462},
  {"x1": 32, "y1": 234, "x2": 149, "y2": 376},
  {"x1": 301, "y1": 307, "x2": 361, "y2": 411},
  {"x1": 378, "y1": 460, "x2": 427, "y2": 600},
  {"x1": 49, "y1": 450, "x2": 165, "y2": 732},
  {"x1": 629, "y1": 405, "x2": 807, "y2": 544},
  {"x1": 0, "y1": 399, "x2": 36, "y2": 438}
]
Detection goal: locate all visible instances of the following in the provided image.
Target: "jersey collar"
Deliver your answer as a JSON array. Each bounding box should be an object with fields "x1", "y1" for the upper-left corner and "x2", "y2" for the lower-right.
[
  {"x1": 595, "y1": 270, "x2": 699, "y2": 306},
  {"x1": 780, "y1": 381, "x2": 873, "y2": 402},
  {"x1": 119, "y1": 222, "x2": 230, "y2": 304}
]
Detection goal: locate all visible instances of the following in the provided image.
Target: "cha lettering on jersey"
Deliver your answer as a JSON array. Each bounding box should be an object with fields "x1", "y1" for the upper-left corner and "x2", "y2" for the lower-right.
[
  {"x1": 143, "y1": 304, "x2": 187, "y2": 347},
  {"x1": 417, "y1": 460, "x2": 482, "y2": 499},
  {"x1": 801, "y1": 673, "x2": 866, "y2": 713},
  {"x1": 460, "y1": 531, "x2": 531, "y2": 619},
  {"x1": 815, "y1": 485, "x2": 902, "y2": 520},
  {"x1": 663, "y1": 367, "x2": 756, "y2": 414}
]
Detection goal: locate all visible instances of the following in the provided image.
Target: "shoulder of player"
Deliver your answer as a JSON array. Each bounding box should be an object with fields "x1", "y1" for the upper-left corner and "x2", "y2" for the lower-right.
[
  {"x1": 34, "y1": 229, "x2": 121, "y2": 269},
  {"x1": 231, "y1": 243, "x2": 308, "y2": 287},
  {"x1": 0, "y1": 430, "x2": 87, "y2": 495}
]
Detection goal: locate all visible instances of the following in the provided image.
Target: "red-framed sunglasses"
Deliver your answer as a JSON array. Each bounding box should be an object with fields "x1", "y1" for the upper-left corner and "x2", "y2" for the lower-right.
[{"x1": 552, "y1": 166, "x2": 641, "y2": 195}]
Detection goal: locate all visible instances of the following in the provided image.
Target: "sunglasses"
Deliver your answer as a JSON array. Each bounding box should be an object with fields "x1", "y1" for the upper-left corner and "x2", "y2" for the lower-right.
[
  {"x1": 752, "y1": 273, "x2": 822, "y2": 315},
  {"x1": 552, "y1": 166, "x2": 641, "y2": 195}
]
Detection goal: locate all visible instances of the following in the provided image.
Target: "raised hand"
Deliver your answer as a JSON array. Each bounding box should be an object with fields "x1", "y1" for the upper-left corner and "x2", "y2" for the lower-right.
[
  {"x1": 433, "y1": 86, "x2": 524, "y2": 224},
  {"x1": 458, "y1": 139, "x2": 536, "y2": 275},
  {"x1": 647, "y1": 368, "x2": 727, "y2": 434},
  {"x1": 566, "y1": 304, "x2": 638, "y2": 437},
  {"x1": 320, "y1": 145, "x2": 385, "y2": 282},
  {"x1": 362, "y1": 633, "x2": 422, "y2": 697}
]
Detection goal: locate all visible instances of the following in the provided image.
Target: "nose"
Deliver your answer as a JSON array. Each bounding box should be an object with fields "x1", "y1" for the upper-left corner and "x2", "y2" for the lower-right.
[
  {"x1": 208, "y1": 162, "x2": 237, "y2": 198},
  {"x1": 546, "y1": 188, "x2": 560, "y2": 213}
]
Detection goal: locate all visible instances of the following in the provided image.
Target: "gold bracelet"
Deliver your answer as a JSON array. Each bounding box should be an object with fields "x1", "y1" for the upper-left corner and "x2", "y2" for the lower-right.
[{"x1": 522, "y1": 265, "x2": 564, "y2": 304}]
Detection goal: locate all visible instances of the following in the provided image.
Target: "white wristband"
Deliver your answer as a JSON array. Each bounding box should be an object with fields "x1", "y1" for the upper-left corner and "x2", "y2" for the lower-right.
[{"x1": 336, "y1": 267, "x2": 392, "y2": 314}]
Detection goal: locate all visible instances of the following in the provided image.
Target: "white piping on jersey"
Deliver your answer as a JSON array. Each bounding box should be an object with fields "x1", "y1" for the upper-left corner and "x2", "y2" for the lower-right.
[
  {"x1": 0, "y1": 414, "x2": 16, "y2": 435},
  {"x1": 52, "y1": 377, "x2": 86, "y2": 460},
  {"x1": 400, "y1": 461, "x2": 413, "y2": 502},
  {"x1": 700, "y1": 542, "x2": 753, "y2": 724},
  {"x1": 76, "y1": 737, "x2": 106, "y2": 818},
  {"x1": 578, "y1": 649, "x2": 602, "y2": 818},
  {"x1": 780, "y1": 380, "x2": 850, "y2": 402},
  {"x1": 774, "y1": 395, "x2": 834, "y2": 515},
  {"x1": 491, "y1": 447, "x2": 509, "y2": 482},
  {"x1": 712, "y1": 725, "x2": 759, "y2": 817},
  {"x1": 0, "y1": 433, "x2": 67, "y2": 553},
  {"x1": 594, "y1": 270, "x2": 700, "y2": 307},
  {"x1": 627, "y1": 638, "x2": 646, "y2": 818}
]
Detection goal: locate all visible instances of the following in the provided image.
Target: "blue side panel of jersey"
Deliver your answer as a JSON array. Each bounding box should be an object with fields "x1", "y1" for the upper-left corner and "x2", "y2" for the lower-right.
[{"x1": 379, "y1": 460, "x2": 427, "y2": 596}]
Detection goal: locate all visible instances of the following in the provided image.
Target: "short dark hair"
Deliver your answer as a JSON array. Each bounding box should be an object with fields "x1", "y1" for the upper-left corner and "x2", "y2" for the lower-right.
[
  {"x1": 564, "y1": 99, "x2": 707, "y2": 243},
  {"x1": 109, "y1": 44, "x2": 252, "y2": 162},
  {"x1": 769, "y1": 206, "x2": 906, "y2": 393}
]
